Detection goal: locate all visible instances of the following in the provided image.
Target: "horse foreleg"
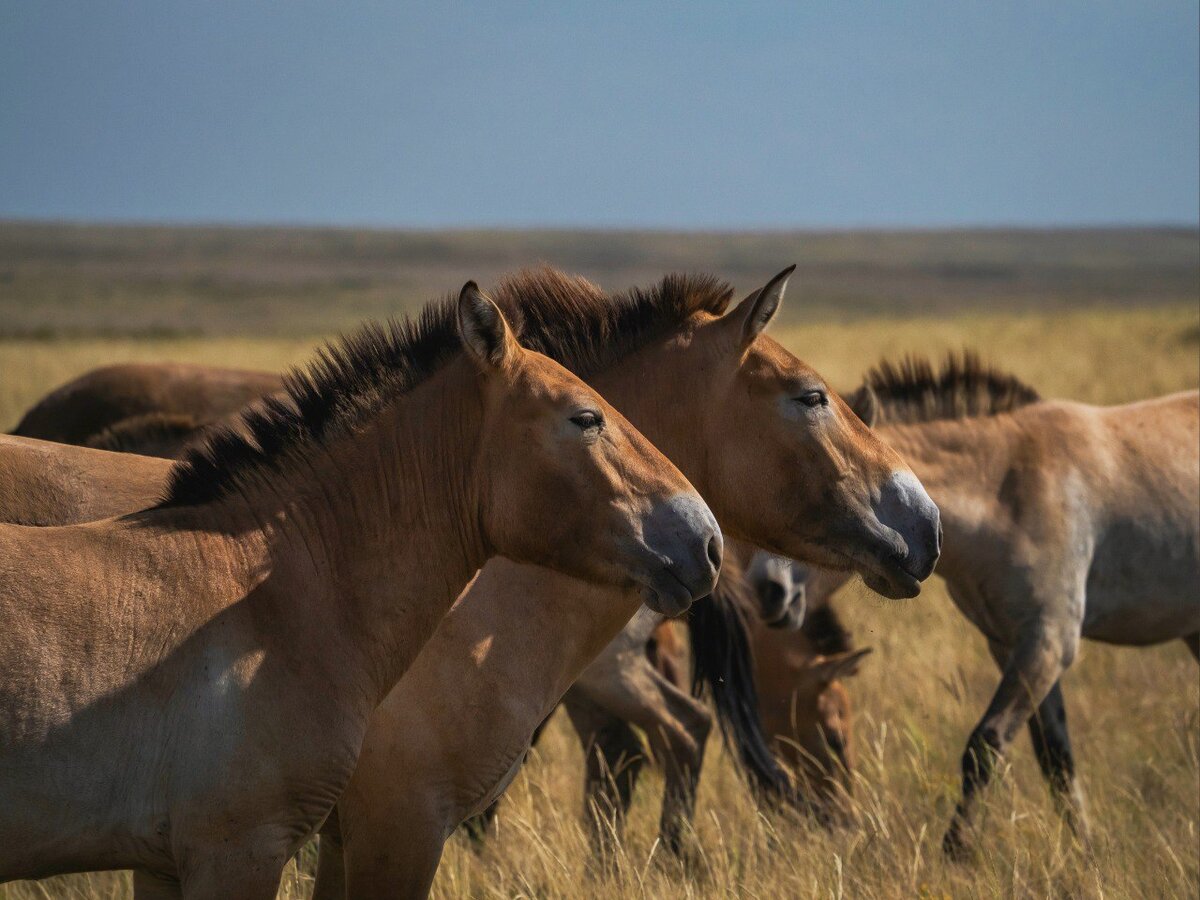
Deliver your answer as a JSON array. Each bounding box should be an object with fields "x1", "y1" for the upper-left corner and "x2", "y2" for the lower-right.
[
  {"x1": 943, "y1": 624, "x2": 1077, "y2": 859},
  {"x1": 564, "y1": 688, "x2": 648, "y2": 862},
  {"x1": 461, "y1": 713, "x2": 552, "y2": 844}
]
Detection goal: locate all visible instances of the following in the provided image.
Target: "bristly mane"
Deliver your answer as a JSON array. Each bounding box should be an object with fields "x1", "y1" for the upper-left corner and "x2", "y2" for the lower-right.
[
  {"x1": 862, "y1": 351, "x2": 1041, "y2": 426},
  {"x1": 488, "y1": 266, "x2": 734, "y2": 378},
  {"x1": 160, "y1": 266, "x2": 736, "y2": 507}
]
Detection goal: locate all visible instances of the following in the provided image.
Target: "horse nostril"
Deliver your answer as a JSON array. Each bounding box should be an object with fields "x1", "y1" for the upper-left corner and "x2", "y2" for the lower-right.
[
  {"x1": 936, "y1": 520, "x2": 944, "y2": 552},
  {"x1": 762, "y1": 582, "x2": 786, "y2": 611},
  {"x1": 706, "y1": 534, "x2": 722, "y2": 572}
]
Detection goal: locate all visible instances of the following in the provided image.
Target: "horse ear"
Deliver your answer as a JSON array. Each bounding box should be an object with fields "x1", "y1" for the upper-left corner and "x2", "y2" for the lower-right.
[
  {"x1": 846, "y1": 384, "x2": 881, "y2": 428},
  {"x1": 458, "y1": 281, "x2": 519, "y2": 371},
  {"x1": 729, "y1": 265, "x2": 796, "y2": 348},
  {"x1": 810, "y1": 647, "x2": 872, "y2": 685}
]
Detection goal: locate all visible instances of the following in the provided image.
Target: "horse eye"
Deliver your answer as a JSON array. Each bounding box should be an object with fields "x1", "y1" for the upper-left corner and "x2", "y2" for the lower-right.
[
  {"x1": 797, "y1": 391, "x2": 827, "y2": 408},
  {"x1": 570, "y1": 410, "x2": 603, "y2": 431}
]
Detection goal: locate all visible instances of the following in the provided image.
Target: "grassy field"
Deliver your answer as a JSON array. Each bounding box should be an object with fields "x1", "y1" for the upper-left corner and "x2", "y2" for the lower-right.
[
  {"x1": 0, "y1": 224, "x2": 1197, "y2": 898},
  {"x1": 2, "y1": 222, "x2": 1197, "y2": 338}
]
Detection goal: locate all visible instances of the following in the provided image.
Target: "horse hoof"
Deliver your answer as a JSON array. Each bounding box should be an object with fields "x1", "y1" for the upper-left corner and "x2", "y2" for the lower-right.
[{"x1": 942, "y1": 826, "x2": 975, "y2": 862}]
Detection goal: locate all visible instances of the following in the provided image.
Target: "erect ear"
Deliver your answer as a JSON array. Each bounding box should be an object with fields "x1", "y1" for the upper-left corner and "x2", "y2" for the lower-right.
[
  {"x1": 808, "y1": 647, "x2": 872, "y2": 685},
  {"x1": 845, "y1": 384, "x2": 881, "y2": 428},
  {"x1": 457, "y1": 281, "x2": 520, "y2": 371},
  {"x1": 728, "y1": 264, "x2": 796, "y2": 349}
]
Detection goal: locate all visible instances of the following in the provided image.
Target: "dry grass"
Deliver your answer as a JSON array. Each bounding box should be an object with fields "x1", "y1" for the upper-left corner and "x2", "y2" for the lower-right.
[{"x1": 1, "y1": 298, "x2": 1197, "y2": 898}]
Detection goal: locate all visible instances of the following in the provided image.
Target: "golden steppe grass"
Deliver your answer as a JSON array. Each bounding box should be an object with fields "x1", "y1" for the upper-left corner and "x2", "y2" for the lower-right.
[{"x1": 1, "y1": 304, "x2": 1197, "y2": 899}]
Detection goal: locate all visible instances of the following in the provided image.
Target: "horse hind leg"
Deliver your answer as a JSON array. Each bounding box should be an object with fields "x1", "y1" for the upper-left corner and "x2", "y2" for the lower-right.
[
  {"x1": 1026, "y1": 679, "x2": 1090, "y2": 844},
  {"x1": 943, "y1": 624, "x2": 1077, "y2": 860}
]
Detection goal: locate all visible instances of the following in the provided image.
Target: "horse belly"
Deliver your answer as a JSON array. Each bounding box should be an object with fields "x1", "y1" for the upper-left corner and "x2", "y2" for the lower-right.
[
  {"x1": 0, "y1": 740, "x2": 168, "y2": 879},
  {"x1": 1083, "y1": 537, "x2": 1200, "y2": 645}
]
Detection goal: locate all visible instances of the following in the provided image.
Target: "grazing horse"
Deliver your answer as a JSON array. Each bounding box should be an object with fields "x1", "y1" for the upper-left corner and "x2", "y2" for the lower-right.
[
  {"x1": 10, "y1": 362, "x2": 281, "y2": 445},
  {"x1": 310, "y1": 266, "x2": 940, "y2": 898},
  {"x1": 783, "y1": 354, "x2": 1200, "y2": 857},
  {"x1": 0, "y1": 284, "x2": 720, "y2": 897},
  {"x1": 555, "y1": 544, "x2": 870, "y2": 852},
  {"x1": 748, "y1": 600, "x2": 871, "y2": 812}
]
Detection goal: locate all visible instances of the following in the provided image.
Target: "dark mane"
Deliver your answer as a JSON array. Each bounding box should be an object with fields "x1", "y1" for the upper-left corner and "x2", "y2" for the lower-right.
[
  {"x1": 862, "y1": 351, "x2": 1041, "y2": 426},
  {"x1": 488, "y1": 266, "x2": 734, "y2": 378},
  {"x1": 161, "y1": 266, "x2": 735, "y2": 507},
  {"x1": 160, "y1": 299, "x2": 463, "y2": 506}
]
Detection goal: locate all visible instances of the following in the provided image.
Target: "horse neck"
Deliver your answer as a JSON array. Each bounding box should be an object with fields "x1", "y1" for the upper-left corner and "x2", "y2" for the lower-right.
[
  {"x1": 588, "y1": 351, "x2": 705, "y2": 483},
  {"x1": 199, "y1": 359, "x2": 490, "y2": 707},
  {"x1": 451, "y1": 559, "x2": 647, "y2": 707},
  {"x1": 880, "y1": 414, "x2": 1020, "y2": 573}
]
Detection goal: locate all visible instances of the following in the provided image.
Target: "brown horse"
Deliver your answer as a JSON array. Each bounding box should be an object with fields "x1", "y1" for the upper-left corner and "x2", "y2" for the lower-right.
[
  {"x1": 5, "y1": 267, "x2": 940, "y2": 895},
  {"x1": 782, "y1": 354, "x2": 1199, "y2": 857},
  {"x1": 311, "y1": 266, "x2": 940, "y2": 897},
  {"x1": 0, "y1": 284, "x2": 719, "y2": 897},
  {"x1": 10, "y1": 361, "x2": 281, "y2": 444}
]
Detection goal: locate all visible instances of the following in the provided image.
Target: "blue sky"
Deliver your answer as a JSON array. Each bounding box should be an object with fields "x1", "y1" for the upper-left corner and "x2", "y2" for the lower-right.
[{"x1": 2, "y1": 2, "x2": 1197, "y2": 228}]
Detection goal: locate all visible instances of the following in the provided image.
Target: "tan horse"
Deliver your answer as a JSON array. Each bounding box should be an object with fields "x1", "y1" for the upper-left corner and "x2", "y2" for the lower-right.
[
  {"x1": 0, "y1": 284, "x2": 720, "y2": 897},
  {"x1": 4, "y1": 267, "x2": 940, "y2": 895},
  {"x1": 10, "y1": 362, "x2": 281, "y2": 444},
  {"x1": 782, "y1": 354, "x2": 1199, "y2": 857},
  {"x1": 311, "y1": 267, "x2": 940, "y2": 897}
]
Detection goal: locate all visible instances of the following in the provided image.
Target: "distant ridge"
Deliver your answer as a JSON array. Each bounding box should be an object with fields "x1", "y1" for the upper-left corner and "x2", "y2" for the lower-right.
[{"x1": 0, "y1": 221, "x2": 1195, "y2": 338}]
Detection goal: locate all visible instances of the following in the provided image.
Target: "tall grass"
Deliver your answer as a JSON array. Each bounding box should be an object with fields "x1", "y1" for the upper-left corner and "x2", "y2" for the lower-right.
[{"x1": 2, "y1": 304, "x2": 1197, "y2": 899}]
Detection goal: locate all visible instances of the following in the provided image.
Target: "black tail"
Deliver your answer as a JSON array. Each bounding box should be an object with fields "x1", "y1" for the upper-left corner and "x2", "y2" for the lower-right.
[{"x1": 687, "y1": 559, "x2": 795, "y2": 805}]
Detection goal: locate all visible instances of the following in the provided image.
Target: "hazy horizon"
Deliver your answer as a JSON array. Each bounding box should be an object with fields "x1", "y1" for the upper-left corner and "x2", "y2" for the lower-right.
[{"x1": 3, "y1": 2, "x2": 1197, "y2": 230}]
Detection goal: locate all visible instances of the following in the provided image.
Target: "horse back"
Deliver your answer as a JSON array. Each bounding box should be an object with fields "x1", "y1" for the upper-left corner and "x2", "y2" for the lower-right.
[{"x1": 11, "y1": 362, "x2": 281, "y2": 445}]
